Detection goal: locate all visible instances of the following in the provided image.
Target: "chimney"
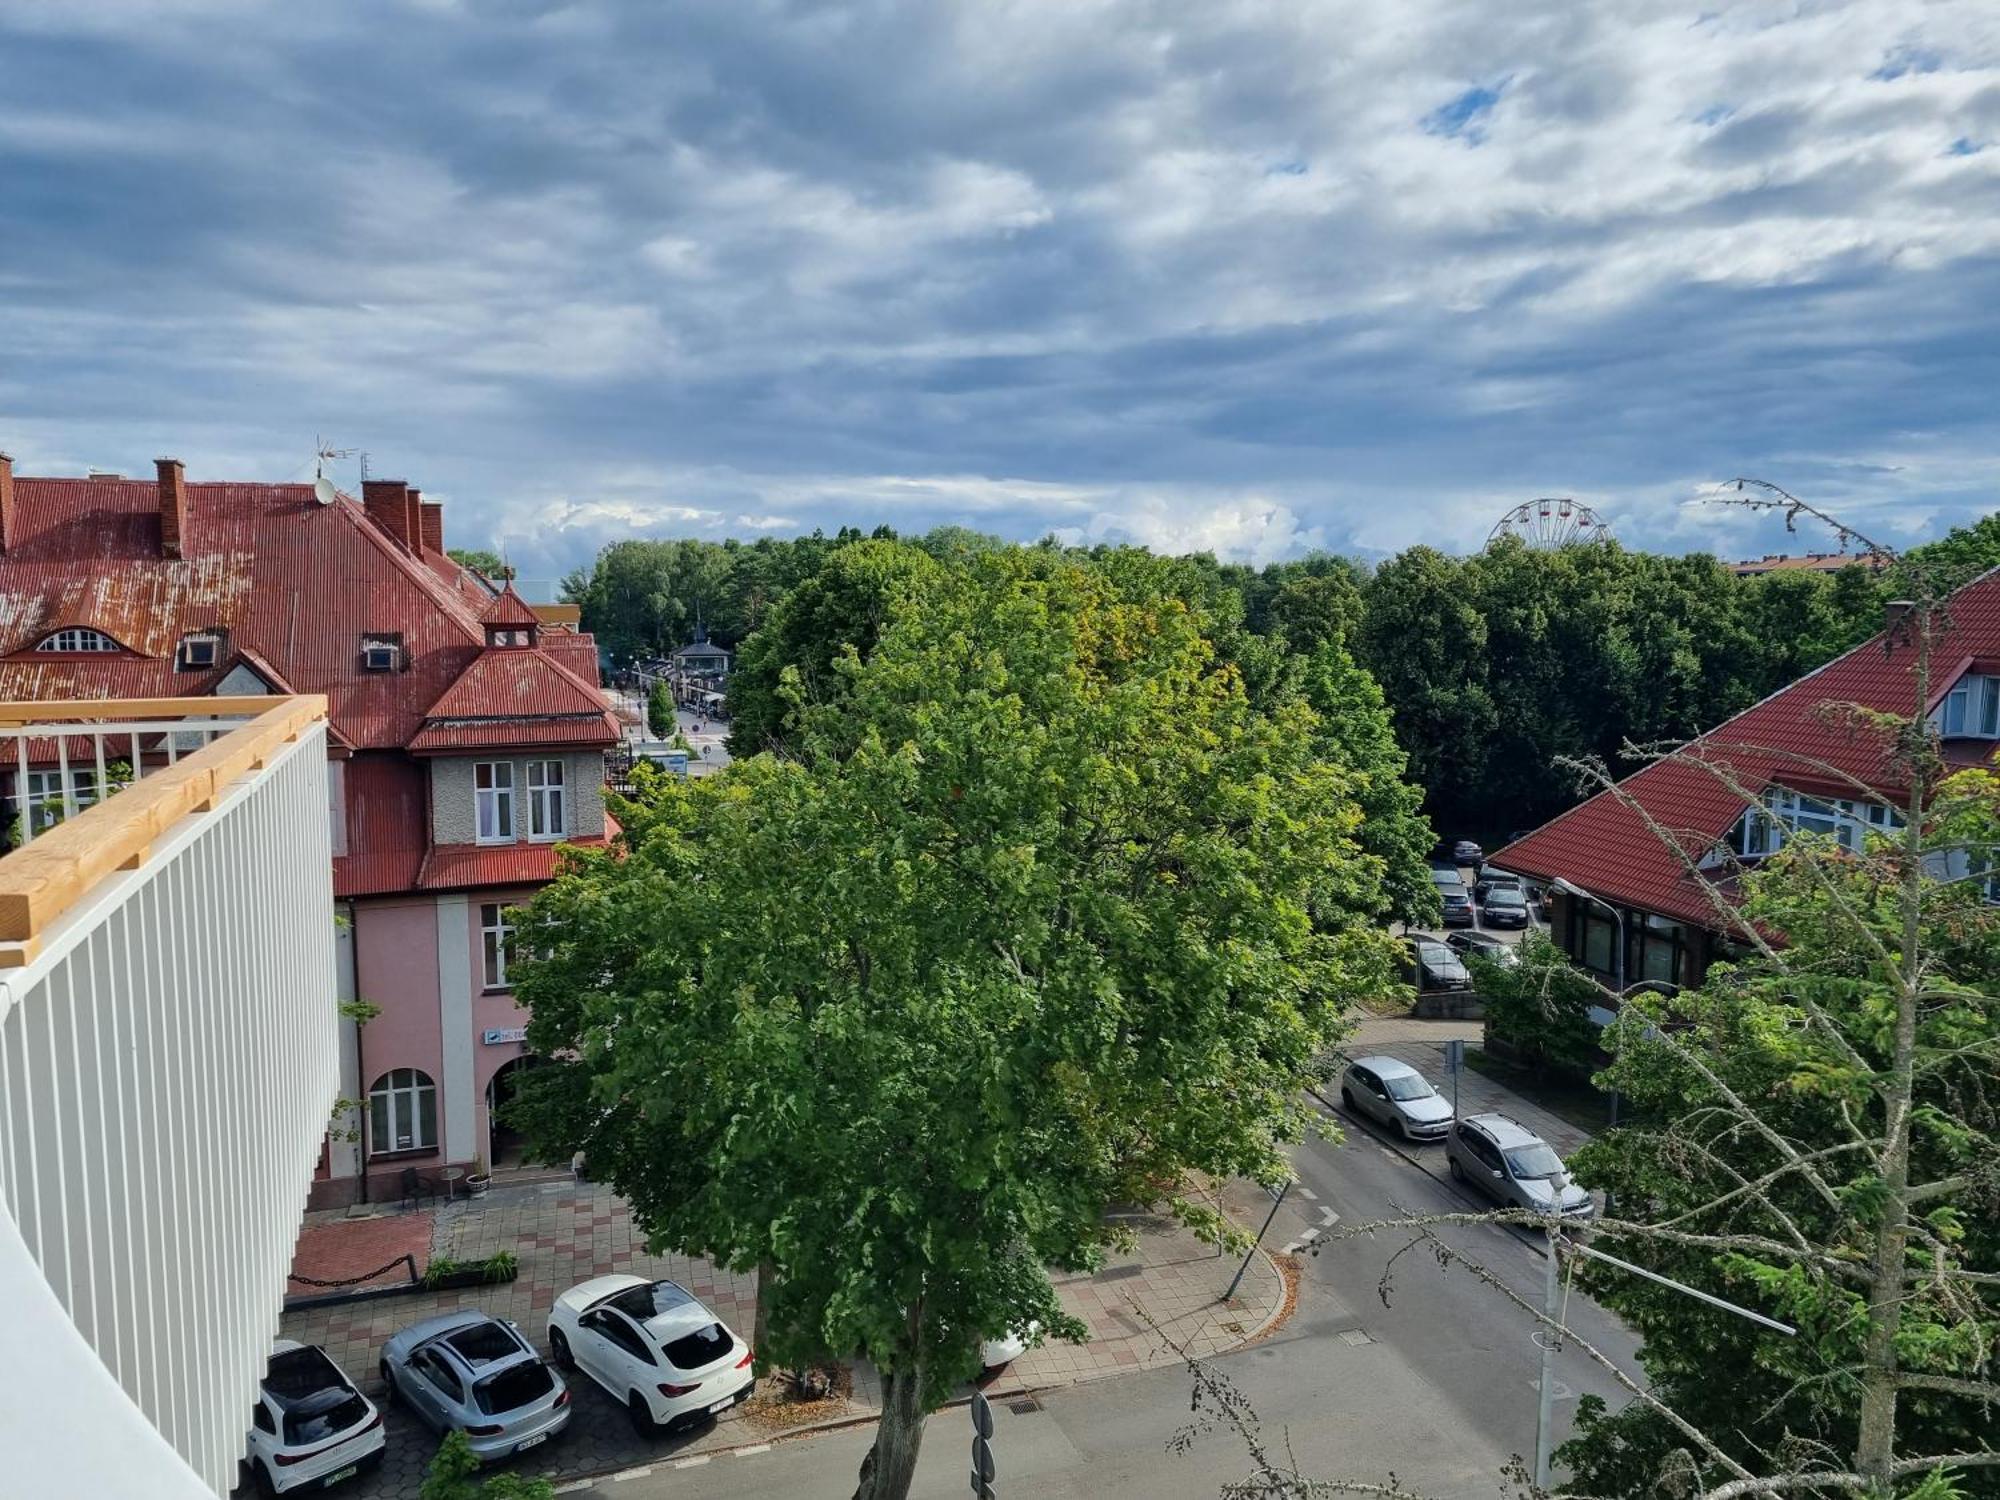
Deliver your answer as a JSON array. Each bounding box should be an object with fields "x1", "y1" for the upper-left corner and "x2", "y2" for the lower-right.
[
  {"x1": 156, "y1": 457, "x2": 186, "y2": 559},
  {"x1": 0, "y1": 454, "x2": 14, "y2": 555},
  {"x1": 362, "y1": 478, "x2": 414, "y2": 550},
  {"x1": 419, "y1": 499, "x2": 444, "y2": 555},
  {"x1": 405, "y1": 487, "x2": 427, "y2": 553},
  {"x1": 1884, "y1": 599, "x2": 1914, "y2": 634}
]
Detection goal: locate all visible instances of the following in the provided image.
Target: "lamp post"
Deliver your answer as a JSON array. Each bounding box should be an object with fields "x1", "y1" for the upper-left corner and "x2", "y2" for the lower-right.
[{"x1": 1551, "y1": 876, "x2": 1625, "y2": 1128}]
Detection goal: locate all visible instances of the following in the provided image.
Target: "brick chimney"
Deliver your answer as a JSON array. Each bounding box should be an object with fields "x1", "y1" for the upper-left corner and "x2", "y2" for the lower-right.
[
  {"x1": 419, "y1": 499, "x2": 444, "y2": 555},
  {"x1": 405, "y1": 487, "x2": 428, "y2": 553},
  {"x1": 362, "y1": 479, "x2": 414, "y2": 550},
  {"x1": 156, "y1": 457, "x2": 186, "y2": 559},
  {"x1": 0, "y1": 454, "x2": 14, "y2": 555}
]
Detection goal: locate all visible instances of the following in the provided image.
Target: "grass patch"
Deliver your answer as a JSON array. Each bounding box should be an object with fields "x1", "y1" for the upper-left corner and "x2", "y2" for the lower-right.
[
  {"x1": 1357, "y1": 990, "x2": 1415, "y2": 1018},
  {"x1": 1464, "y1": 1048, "x2": 1613, "y2": 1135}
]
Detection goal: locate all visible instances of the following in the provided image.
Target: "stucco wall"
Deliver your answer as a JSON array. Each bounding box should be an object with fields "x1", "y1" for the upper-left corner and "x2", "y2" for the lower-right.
[
  {"x1": 430, "y1": 751, "x2": 607, "y2": 845},
  {"x1": 353, "y1": 896, "x2": 444, "y2": 1157}
]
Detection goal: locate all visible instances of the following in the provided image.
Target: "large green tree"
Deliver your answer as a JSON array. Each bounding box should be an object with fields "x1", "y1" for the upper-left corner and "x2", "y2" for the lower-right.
[{"x1": 511, "y1": 552, "x2": 1399, "y2": 1500}]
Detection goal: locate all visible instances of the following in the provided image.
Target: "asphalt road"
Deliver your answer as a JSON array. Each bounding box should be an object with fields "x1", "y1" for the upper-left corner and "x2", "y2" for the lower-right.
[{"x1": 586, "y1": 1097, "x2": 1645, "y2": 1500}]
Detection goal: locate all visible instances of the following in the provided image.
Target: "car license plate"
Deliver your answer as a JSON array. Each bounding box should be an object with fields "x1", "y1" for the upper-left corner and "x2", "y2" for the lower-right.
[
  {"x1": 323, "y1": 1467, "x2": 358, "y2": 1488},
  {"x1": 516, "y1": 1433, "x2": 547, "y2": 1453},
  {"x1": 708, "y1": 1392, "x2": 739, "y2": 1414}
]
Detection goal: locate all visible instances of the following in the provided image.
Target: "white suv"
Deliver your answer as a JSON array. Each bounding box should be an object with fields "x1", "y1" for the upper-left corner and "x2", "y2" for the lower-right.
[
  {"x1": 244, "y1": 1341, "x2": 385, "y2": 1495},
  {"x1": 548, "y1": 1275, "x2": 755, "y2": 1436}
]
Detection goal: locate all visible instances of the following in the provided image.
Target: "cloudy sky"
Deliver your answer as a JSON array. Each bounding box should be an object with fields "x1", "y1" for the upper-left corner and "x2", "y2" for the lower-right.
[{"x1": 2, "y1": 0, "x2": 1997, "y2": 590}]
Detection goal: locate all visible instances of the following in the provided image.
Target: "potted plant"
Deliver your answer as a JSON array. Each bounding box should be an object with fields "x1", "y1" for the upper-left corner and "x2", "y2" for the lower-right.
[{"x1": 466, "y1": 1155, "x2": 491, "y2": 1198}]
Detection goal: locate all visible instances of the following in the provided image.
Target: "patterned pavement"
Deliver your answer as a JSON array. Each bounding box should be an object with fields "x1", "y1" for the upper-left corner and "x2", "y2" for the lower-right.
[{"x1": 252, "y1": 1175, "x2": 1283, "y2": 1498}]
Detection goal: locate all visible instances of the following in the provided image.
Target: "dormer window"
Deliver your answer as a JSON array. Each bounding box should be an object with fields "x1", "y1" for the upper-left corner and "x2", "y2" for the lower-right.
[
  {"x1": 361, "y1": 636, "x2": 401, "y2": 672},
  {"x1": 35, "y1": 627, "x2": 121, "y2": 654},
  {"x1": 178, "y1": 633, "x2": 219, "y2": 671},
  {"x1": 1937, "y1": 675, "x2": 2000, "y2": 739}
]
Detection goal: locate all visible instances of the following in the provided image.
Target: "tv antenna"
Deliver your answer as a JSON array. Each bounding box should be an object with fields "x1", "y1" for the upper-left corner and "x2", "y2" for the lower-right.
[{"x1": 314, "y1": 436, "x2": 355, "y2": 505}]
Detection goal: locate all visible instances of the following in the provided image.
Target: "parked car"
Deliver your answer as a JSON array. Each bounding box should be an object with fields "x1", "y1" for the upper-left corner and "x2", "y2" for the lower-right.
[
  {"x1": 1438, "y1": 882, "x2": 1476, "y2": 928},
  {"x1": 979, "y1": 1321, "x2": 1044, "y2": 1371},
  {"x1": 1445, "y1": 930, "x2": 1518, "y2": 967},
  {"x1": 1479, "y1": 886, "x2": 1531, "y2": 929},
  {"x1": 1452, "y1": 839, "x2": 1485, "y2": 866},
  {"x1": 1473, "y1": 870, "x2": 1523, "y2": 903},
  {"x1": 549, "y1": 1275, "x2": 755, "y2": 1437},
  {"x1": 1403, "y1": 935, "x2": 1471, "y2": 992},
  {"x1": 244, "y1": 1341, "x2": 385, "y2": 1495},
  {"x1": 380, "y1": 1312, "x2": 570, "y2": 1462},
  {"x1": 1446, "y1": 1114, "x2": 1595, "y2": 1221},
  {"x1": 1340, "y1": 1056, "x2": 1453, "y2": 1141}
]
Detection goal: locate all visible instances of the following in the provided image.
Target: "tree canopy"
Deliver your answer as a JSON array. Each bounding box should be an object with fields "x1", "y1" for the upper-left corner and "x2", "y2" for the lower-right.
[{"x1": 511, "y1": 550, "x2": 1402, "y2": 1500}]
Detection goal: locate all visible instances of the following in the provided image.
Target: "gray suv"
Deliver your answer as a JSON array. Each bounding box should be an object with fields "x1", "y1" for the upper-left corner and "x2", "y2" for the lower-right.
[
  {"x1": 1445, "y1": 1113, "x2": 1595, "y2": 1221},
  {"x1": 1339, "y1": 1056, "x2": 1453, "y2": 1141},
  {"x1": 380, "y1": 1312, "x2": 571, "y2": 1462}
]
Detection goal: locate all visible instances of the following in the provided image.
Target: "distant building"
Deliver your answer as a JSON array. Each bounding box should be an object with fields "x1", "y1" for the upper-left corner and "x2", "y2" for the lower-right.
[
  {"x1": 0, "y1": 457, "x2": 619, "y2": 1207},
  {"x1": 1726, "y1": 551, "x2": 1886, "y2": 577},
  {"x1": 672, "y1": 623, "x2": 733, "y2": 679}
]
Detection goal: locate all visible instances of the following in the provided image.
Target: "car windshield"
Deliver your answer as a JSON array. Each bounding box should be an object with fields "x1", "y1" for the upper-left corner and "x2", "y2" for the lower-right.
[
  {"x1": 1505, "y1": 1144, "x2": 1567, "y2": 1180},
  {"x1": 283, "y1": 1388, "x2": 369, "y2": 1446},
  {"x1": 1416, "y1": 944, "x2": 1453, "y2": 965},
  {"x1": 661, "y1": 1322, "x2": 733, "y2": 1371},
  {"x1": 474, "y1": 1360, "x2": 554, "y2": 1415},
  {"x1": 1382, "y1": 1074, "x2": 1433, "y2": 1102},
  {"x1": 1485, "y1": 890, "x2": 1526, "y2": 907}
]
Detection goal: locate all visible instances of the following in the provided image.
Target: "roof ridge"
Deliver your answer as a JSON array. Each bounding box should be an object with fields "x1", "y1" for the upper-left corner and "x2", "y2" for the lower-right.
[{"x1": 328, "y1": 493, "x2": 485, "y2": 646}]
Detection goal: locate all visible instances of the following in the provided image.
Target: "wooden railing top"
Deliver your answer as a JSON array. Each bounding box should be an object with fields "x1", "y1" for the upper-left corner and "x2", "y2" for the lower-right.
[{"x1": 0, "y1": 696, "x2": 328, "y2": 961}]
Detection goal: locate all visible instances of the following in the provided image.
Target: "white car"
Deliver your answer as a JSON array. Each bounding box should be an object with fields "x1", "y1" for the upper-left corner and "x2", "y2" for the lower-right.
[
  {"x1": 548, "y1": 1275, "x2": 755, "y2": 1436},
  {"x1": 979, "y1": 1322, "x2": 1042, "y2": 1371},
  {"x1": 244, "y1": 1340, "x2": 385, "y2": 1495}
]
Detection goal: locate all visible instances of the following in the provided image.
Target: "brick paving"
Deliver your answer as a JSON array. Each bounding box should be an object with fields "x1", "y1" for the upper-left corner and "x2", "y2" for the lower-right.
[
  {"x1": 288, "y1": 1208, "x2": 434, "y2": 1294},
  {"x1": 252, "y1": 1176, "x2": 1283, "y2": 1499}
]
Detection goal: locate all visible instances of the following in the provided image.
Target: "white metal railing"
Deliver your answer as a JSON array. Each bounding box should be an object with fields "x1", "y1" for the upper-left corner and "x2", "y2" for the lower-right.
[
  {"x1": 0, "y1": 698, "x2": 338, "y2": 1498},
  {"x1": 4, "y1": 715, "x2": 243, "y2": 845}
]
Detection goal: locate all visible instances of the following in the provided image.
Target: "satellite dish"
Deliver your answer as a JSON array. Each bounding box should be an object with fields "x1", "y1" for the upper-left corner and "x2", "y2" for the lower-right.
[{"x1": 313, "y1": 475, "x2": 338, "y2": 506}]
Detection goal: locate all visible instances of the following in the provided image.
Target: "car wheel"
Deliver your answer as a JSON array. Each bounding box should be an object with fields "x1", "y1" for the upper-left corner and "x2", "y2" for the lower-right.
[
  {"x1": 1340, "y1": 1088, "x2": 1356, "y2": 1113},
  {"x1": 253, "y1": 1459, "x2": 279, "y2": 1498},
  {"x1": 629, "y1": 1392, "x2": 661, "y2": 1438},
  {"x1": 550, "y1": 1328, "x2": 574, "y2": 1370},
  {"x1": 1448, "y1": 1154, "x2": 1465, "y2": 1182},
  {"x1": 378, "y1": 1360, "x2": 397, "y2": 1406},
  {"x1": 1392, "y1": 1118, "x2": 1408, "y2": 1141}
]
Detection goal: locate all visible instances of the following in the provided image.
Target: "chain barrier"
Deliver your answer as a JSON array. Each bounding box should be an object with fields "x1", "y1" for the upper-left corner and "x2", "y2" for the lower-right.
[{"x1": 287, "y1": 1253, "x2": 419, "y2": 1289}]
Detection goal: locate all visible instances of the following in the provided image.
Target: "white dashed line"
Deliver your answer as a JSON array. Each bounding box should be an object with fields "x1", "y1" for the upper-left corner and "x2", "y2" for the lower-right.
[
  {"x1": 674, "y1": 1455, "x2": 713, "y2": 1468},
  {"x1": 611, "y1": 1466, "x2": 654, "y2": 1482},
  {"x1": 734, "y1": 1444, "x2": 772, "y2": 1457},
  {"x1": 1296, "y1": 1186, "x2": 1319, "y2": 1201},
  {"x1": 1280, "y1": 1226, "x2": 1325, "y2": 1254},
  {"x1": 553, "y1": 1483, "x2": 594, "y2": 1496}
]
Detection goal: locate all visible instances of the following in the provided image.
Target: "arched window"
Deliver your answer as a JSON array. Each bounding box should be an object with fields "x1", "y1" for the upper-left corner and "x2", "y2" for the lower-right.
[
  {"x1": 367, "y1": 1068, "x2": 437, "y2": 1155},
  {"x1": 35, "y1": 627, "x2": 123, "y2": 654}
]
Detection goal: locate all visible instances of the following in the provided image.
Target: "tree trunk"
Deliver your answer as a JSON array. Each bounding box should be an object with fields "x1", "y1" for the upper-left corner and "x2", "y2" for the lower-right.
[
  {"x1": 852, "y1": 1332, "x2": 928, "y2": 1500},
  {"x1": 752, "y1": 1260, "x2": 775, "y2": 1375}
]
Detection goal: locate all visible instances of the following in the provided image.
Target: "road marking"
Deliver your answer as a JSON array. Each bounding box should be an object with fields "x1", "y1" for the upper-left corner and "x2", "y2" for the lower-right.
[
  {"x1": 611, "y1": 1467, "x2": 654, "y2": 1482},
  {"x1": 1280, "y1": 1226, "x2": 1324, "y2": 1254},
  {"x1": 674, "y1": 1456, "x2": 712, "y2": 1468},
  {"x1": 734, "y1": 1444, "x2": 772, "y2": 1457},
  {"x1": 1318, "y1": 1206, "x2": 1340, "y2": 1228},
  {"x1": 553, "y1": 1484, "x2": 594, "y2": 1496},
  {"x1": 1296, "y1": 1186, "x2": 1319, "y2": 1201}
]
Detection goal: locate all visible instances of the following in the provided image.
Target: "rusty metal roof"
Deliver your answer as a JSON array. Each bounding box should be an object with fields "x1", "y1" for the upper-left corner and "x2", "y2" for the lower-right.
[{"x1": 478, "y1": 585, "x2": 542, "y2": 628}]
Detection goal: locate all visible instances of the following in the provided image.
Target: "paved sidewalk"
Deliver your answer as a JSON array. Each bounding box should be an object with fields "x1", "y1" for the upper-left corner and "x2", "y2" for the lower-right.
[
  {"x1": 1341, "y1": 1014, "x2": 1592, "y2": 1157},
  {"x1": 264, "y1": 1176, "x2": 1283, "y2": 1499}
]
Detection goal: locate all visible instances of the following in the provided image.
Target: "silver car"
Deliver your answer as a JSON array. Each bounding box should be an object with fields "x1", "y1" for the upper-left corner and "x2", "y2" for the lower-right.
[
  {"x1": 1339, "y1": 1055, "x2": 1453, "y2": 1141},
  {"x1": 380, "y1": 1312, "x2": 571, "y2": 1462},
  {"x1": 1445, "y1": 1113, "x2": 1595, "y2": 1221}
]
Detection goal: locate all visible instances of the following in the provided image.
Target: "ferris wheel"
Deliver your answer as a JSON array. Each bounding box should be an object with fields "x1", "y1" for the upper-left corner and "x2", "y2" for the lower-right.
[{"x1": 1485, "y1": 497, "x2": 1612, "y2": 550}]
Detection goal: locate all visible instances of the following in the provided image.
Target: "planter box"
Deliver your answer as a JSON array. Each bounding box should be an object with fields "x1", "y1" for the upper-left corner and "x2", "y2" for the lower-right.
[{"x1": 424, "y1": 1264, "x2": 519, "y2": 1292}]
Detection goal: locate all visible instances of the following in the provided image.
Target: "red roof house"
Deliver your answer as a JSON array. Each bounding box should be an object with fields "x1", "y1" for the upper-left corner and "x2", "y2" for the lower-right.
[
  {"x1": 1493, "y1": 581, "x2": 1996, "y2": 992},
  {"x1": 0, "y1": 454, "x2": 619, "y2": 1207}
]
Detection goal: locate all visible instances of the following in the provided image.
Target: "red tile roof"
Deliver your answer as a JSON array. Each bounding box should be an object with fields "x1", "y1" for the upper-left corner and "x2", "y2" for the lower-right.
[
  {"x1": 407, "y1": 645, "x2": 618, "y2": 754},
  {"x1": 1493, "y1": 574, "x2": 2000, "y2": 928},
  {"x1": 415, "y1": 835, "x2": 610, "y2": 892}
]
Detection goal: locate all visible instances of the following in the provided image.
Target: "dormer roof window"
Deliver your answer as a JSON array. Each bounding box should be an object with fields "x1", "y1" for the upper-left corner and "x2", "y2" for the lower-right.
[
  {"x1": 35, "y1": 627, "x2": 122, "y2": 654},
  {"x1": 178, "y1": 632, "x2": 220, "y2": 671},
  {"x1": 478, "y1": 585, "x2": 540, "y2": 649},
  {"x1": 361, "y1": 636, "x2": 402, "y2": 672},
  {"x1": 1936, "y1": 673, "x2": 2000, "y2": 739},
  {"x1": 1733, "y1": 786, "x2": 1903, "y2": 859}
]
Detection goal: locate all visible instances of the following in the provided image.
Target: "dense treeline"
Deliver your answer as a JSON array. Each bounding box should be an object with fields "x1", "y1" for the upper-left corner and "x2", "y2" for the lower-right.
[{"x1": 567, "y1": 513, "x2": 2000, "y2": 845}]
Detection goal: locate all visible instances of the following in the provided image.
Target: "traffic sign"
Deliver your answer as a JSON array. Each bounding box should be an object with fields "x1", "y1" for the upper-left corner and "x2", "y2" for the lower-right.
[{"x1": 970, "y1": 1389, "x2": 994, "y2": 1439}]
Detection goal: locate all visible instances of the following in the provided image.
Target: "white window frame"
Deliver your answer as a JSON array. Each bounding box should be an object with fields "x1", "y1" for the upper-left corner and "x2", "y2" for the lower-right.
[
  {"x1": 474, "y1": 761, "x2": 515, "y2": 843},
  {"x1": 1738, "y1": 787, "x2": 1905, "y2": 858},
  {"x1": 481, "y1": 903, "x2": 517, "y2": 989},
  {"x1": 18, "y1": 768, "x2": 101, "y2": 835},
  {"x1": 179, "y1": 635, "x2": 218, "y2": 670},
  {"x1": 1938, "y1": 675, "x2": 2000, "y2": 739},
  {"x1": 362, "y1": 640, "x2": 399, "y2": 672},
  {"x1": 367, "y1": 1068, "x2": 437, "y2": 1155},
  {"x1": 34, "y1": 627, "x2": 120, "y2": 654},
  {"x1": 526, "y1": 759, "x2": 566, "y2": 840}
]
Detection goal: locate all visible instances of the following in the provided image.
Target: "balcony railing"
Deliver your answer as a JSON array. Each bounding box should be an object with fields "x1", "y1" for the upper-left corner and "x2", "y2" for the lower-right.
[{"x1": 0, "y1": 696, "x2": 338, "y2": 1498}]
